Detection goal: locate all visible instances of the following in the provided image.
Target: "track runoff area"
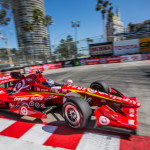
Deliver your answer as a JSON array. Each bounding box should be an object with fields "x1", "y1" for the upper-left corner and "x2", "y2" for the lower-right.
[{"x1": 1, "y1": 60, "x2": 150, "y2": 150}]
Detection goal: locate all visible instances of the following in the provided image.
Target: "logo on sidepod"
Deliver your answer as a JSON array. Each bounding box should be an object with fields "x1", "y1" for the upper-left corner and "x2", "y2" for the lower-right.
[{"x1": 99, "y1": 116, "x2": 110, "y2": 125}]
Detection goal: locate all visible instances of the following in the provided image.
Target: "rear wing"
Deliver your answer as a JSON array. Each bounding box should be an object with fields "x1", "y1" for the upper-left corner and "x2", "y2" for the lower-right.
[
  {"x1": 0, "y1": 75, "x2": 19, "y2": 85},
  {"x1": 0, "y1": 72, "x2": 22, "y2": 85}
]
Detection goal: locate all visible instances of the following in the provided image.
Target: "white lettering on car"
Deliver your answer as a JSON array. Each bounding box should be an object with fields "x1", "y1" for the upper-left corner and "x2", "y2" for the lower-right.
[
  {"x1": 87, "y1": 88, "x2": 97, "y2": 93},
  {"x1": 129, "y1": 109, "x2": 135, "y2": 117},
  {"x1": 14, "y1": 97, "x2": 30, "y2": 101},
  {"x1": 31, "y1": 96, "x2": 44, "y2": 101}
]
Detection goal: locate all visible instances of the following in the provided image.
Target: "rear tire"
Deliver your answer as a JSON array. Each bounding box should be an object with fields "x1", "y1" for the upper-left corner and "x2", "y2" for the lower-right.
[
  {"x1": 90, "y1": 80, "x2": 110, "y2": 93},
  {"x1": 62, "y1": 97, "x2": 92, "y2": 129}
]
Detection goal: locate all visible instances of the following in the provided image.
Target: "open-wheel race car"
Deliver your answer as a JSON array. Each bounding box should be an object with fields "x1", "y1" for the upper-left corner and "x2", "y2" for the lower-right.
[{"x1": 0, "y1": 71, "x2": 141, "y2": 131}]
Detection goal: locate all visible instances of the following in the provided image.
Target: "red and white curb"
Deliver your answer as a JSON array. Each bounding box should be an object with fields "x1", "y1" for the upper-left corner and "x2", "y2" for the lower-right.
[{"x1": 0, "y1": 117, "x2": 150, "y2": 150}]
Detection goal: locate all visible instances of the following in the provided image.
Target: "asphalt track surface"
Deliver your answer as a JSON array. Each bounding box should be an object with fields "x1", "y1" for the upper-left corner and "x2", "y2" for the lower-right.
[{"x1": 0, "y1": 60, "x2": 150, "y2": 138}]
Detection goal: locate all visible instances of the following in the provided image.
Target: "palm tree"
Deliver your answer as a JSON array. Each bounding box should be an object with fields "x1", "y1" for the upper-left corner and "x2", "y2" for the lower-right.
[{"x1": 96, "y1": 0, "x2": 114, "y2": 42}]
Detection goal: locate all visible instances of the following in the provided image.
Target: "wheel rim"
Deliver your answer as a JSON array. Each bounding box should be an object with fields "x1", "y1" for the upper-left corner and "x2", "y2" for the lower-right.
[{"x1": 65, "y1": 105, "x2": 80, "y2": 125}]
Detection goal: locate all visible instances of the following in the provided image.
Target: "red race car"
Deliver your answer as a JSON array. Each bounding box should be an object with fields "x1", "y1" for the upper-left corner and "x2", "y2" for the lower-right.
[{"x1": 0, "y1": 71, "x2": 141, "y2": 131}]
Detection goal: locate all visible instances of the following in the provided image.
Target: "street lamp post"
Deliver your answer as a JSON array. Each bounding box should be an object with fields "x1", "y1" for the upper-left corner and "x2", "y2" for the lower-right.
[{"x1": 71, "y1": 21, "x2": 80, "y2": 58}]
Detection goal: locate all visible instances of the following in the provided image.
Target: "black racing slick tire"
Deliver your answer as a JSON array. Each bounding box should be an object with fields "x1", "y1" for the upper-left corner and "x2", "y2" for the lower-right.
[
  {"x1": 62, "y1": 97, "x2": 92, "y2": 129},
  {"x1": 90, "y1": 80, "x2": 110, "y2": 93}
]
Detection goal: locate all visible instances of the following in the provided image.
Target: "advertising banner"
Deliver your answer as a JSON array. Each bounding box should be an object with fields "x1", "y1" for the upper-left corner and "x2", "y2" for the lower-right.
[
  {"x1": 80, "y1": 58, "x2": 100, "y2": 66},
  {"x1": 99, "y1": 56, "x2": 121, "y2": 64},
  {"x1": 141, "y1": 53, "x2": 150, "y2": 60},
  {"x1": 121, "y1": 54, "x2": 141, "y2": 63},
  {"x1": 113, "y1": 39, "x2": 139, "y2": 56},
  {"x1": 139, "y1": 37, "x2": 150, "y2": 53},
  {"x1": 74, "y1": 60, "x2": 80, "y2": 66},
  {"x1": 43, "y1": 62, "x2": 62, "y2": 71},
  {"x1": 24, "y1": 65, "x2": 43, "y2": 74},
  {"x1": 90, "y1": 42, "x2": 113, "y2": 56},
  {"x1": 24, "y1": 62, "x2": 63, "y2": 73},
  {"x1": 62, "y1": 60, "x2": 74, "y2": 67},
  {"x1": 106, "y1": 56, "x2": 121, "y2": 64}
]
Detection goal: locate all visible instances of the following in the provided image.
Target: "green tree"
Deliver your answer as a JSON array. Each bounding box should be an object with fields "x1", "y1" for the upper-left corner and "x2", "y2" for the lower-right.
[
  {"x1": 0, "y1": 0, "x2": 11, "y2": 25},
  {"x1": 54, "y1": 35, "x2": 76, "y2": 59},
  {"x1": 96, "y1": 0, "x2": 114, "y2": 42}
]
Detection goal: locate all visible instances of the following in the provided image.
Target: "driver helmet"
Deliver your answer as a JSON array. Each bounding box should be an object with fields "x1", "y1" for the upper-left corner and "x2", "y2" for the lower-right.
[{"x1": 46, "y1": 79, "x2": 54, "y2": 87}]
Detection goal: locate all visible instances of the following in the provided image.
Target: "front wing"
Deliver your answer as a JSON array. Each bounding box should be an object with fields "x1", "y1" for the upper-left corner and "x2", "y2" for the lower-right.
[{"x1": 95, "y1": 105, "x2": 138, "y2": 130}]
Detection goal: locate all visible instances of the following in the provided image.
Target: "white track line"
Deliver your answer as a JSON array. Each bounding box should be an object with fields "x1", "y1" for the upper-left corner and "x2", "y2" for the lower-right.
[
  {"x1": 0, "y1": 118, "x2": 16, "y2": 132},
  {"x1": 76, "y1": 132, "x2": 120, "y2": 150},
  {"x1": 0, "y1": 135, "x2": 67, "y2": 150},
  {"x1": 19, "y1": 124, "x2": 57, "y2": 145}
]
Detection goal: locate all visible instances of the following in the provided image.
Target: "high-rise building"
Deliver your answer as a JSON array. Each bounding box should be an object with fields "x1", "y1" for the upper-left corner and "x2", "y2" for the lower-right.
[
  {"x1": 13, "y1": 0, "x2": 50, "y2": 62},
  {"x1": 125, "y1": 20, "x2": 150, "y2": 39},
  {"x1": 106, "y1": 8, "x2": 124, "y2": 42}
]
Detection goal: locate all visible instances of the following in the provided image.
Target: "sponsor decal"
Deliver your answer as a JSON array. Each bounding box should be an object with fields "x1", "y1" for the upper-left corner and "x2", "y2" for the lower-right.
[
  {"x1": 44, "y1": 96, "x2": 57, "y2": 100},
  {"x1": 20, "y1": 106, "x2": 28, "y2": 116},
  {"x1": 9, "y1": 103, "x2": 15, "y2": 108},
  {"x1": 14, "y1": 79, "x2": 25, "y2": 92},
  {"x1": 26, "y1": 78, "x2": 32, "y2": 82},
  {"x1": 87, "y1": 88, "x2": 97, "y2": 93},
  {"x1": 80, "y1": 60, "x2": 86, "y2": 66},
  {"x1": 37, "y1": 87, "x2": 41, "y2": 91},
  {"x1": 41, "y1": 103, "x2": 45, "y2": 108},
  {"x1": 14, "y1": 97, "x2": 29, "y2": 101},
  {"x1": 41, "y1": 89, "x2": 49, "y2": 92},
  {"x1": 113, "y1": 96, "x2": 117, "y2": 99},
  {"x1": 29, "y1": 101, "x2": 34, "y2": 107},
  {"x1": 129, "y1": 109, "x2": 135, "y2": 117},
  {"x1": 62, "y1": 89, "x2": 68, "y2": 93},
  {"x1": 99, "y1": 116, "x2": 110, "y2": 125},
  {"x1": 43, "y1": 65, "x2": 49, "y2": 70},
  {"x1": 100, "y1": 58, "x2": 106, "y2": 64},
  {"x1": 128, "y1": 119, "x2": 135, "y2": 125},
  {"x1": 0, "y1": 90, "x2": 5, "y2": 94},
  {"x1": 63, "y1": 60, "x2": 73, "y2": 67},
  {"x1": 15, "y1": 104, "x2": 20, "y2": 109},
  {"x1": 35, "y1": 102, "x2": 40, "y2": 108},
  {"x1": 31, "y1": 96, "x2": 44, "y2": 101}
]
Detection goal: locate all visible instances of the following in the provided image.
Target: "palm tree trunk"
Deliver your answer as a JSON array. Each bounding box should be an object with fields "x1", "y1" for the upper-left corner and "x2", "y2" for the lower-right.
[{"x1": 102, "y1": 14, "x2": 106, "y2": 42}]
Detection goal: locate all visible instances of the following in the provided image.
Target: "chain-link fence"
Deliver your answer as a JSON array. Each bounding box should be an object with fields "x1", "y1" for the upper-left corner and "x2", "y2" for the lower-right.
[{"x1": 0, "y1": 36, "x2": 104, "y2": 69}]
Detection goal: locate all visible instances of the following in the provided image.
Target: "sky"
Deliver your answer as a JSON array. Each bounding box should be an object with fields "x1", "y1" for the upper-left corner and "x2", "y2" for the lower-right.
[{"x1": 0, "y1": 0, "x2": 150, "y2": 49}]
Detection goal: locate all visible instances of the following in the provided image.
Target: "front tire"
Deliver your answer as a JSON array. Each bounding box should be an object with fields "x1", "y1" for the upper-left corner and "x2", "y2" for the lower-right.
[
  {"x1": 90, "y1": 80, "x2": 110, "y2": 93},
  {"x1": 62, "y1": 97, "x2": 92, "y2": 129}
]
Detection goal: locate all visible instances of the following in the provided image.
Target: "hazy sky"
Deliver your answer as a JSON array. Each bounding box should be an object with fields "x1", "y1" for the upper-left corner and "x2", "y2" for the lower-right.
[{"x1": 0, "y1": 0, "x2": 150, "y2": 49}]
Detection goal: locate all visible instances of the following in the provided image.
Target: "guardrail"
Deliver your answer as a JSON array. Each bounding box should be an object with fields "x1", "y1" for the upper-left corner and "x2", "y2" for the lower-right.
[{"x1": 0, "y1": 53, "x2": 150, "y2": 77}]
